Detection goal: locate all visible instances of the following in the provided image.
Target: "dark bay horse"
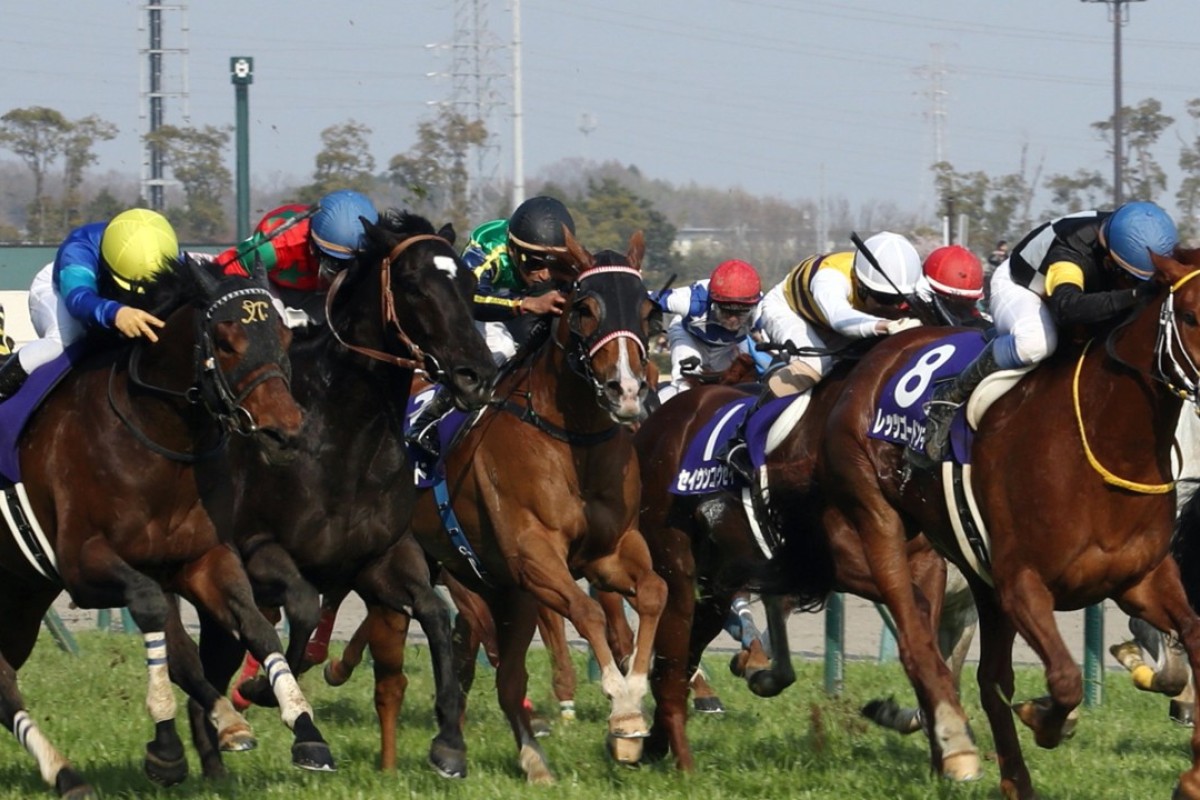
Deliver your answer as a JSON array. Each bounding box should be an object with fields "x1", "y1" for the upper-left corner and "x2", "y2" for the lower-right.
[
  {"x1": 759, "y1": 248, "x2": 1200, "y2": 798},
  {"x1": 402, "y1": 230, "x2": 662, "y2": 782},
  {"x1": 0, "y1": 257, "x2": 332, "y2": 798},
  {"x1": 188, "y1": 211, "x2": 495, "y2": 779}
]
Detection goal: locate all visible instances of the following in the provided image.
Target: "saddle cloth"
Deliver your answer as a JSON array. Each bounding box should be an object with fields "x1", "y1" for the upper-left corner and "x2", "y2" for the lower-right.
[
  {"x1": 0, "y1": 348, "x2": 82, "y2": 485},
  {"x1": 671, "y1": 394, "x2": 795, "y2": 496},
  {"x1": 405, "y1": 386, "x2": 470, "y2": 488}
]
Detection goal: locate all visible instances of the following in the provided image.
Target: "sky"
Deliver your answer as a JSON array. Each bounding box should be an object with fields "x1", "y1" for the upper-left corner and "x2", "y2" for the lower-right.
[{"x1": 5, "y1": 1, "x2": 1200, "y2": 224}]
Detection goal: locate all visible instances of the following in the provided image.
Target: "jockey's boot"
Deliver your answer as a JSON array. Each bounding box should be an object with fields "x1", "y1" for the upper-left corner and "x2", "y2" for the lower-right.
[
  {"x1": 406, "y1": 388, "x2": 454, "y2": 461},
  {"x1": 922, "y1": 340, "x2": 1002, "y2": 462},
  {"x1": 0, "y1": 356, "x2": 29, "y2": 402},
  {"x1": 718, "y1": 386, "x2": 773, "y2": 486}
]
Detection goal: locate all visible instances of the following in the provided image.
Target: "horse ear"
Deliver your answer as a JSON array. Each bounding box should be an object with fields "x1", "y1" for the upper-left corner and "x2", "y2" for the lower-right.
[
  {"x1": 189, "y1": 253, "x2": 222, "y2": 299},
  {"x1": 1151, "y1": 248, "x2": 1189, "y2": 286},
  {"x1": 437, "y1": 222, "x2": 456, "y2": 247},
  {"x1": 627, "y1": 231, "x2": 646, "y2": 272},
  {"x1": 561, "y1": 225, "x2": 588, "y2": 278},
  {"x1": 361, "y1": 216, "x2": 388, "y2": 251}
]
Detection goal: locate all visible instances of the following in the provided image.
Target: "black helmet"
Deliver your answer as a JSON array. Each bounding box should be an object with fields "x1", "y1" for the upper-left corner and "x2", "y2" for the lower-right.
[{"x1": 507, "y1": 196, "x2": 576, "y2": 256}]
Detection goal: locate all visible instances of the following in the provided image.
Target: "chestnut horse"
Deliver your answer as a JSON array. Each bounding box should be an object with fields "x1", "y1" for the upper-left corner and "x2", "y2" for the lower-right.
[
  {"x1": 759, "y1": 248, "x2": 1200, "y2": 798},
  {"x1": 0, "y1": 257, "x2": 331, "y2": 799},
  {"x1": 187, "y1": 211, "x2": 496, "y2": 780},
  {"x1": 404, "y1": 231, "x2": 662, "y2": 782}
]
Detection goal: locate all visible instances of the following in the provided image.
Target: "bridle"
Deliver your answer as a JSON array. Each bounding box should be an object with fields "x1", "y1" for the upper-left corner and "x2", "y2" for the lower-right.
[
  {"x1": 112, "y1": 284, "x2": 292, "y2": 461},
  {"x1": 324, "y1": 233, "x2": 450, "y2": 382},
  {"x1": 557, "y1": 264, "x2": 648, "y2": 406}
]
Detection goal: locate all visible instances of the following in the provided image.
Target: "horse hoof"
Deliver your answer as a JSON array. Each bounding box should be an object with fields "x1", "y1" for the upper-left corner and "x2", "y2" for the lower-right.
[
  {"x1": 1171, "y1": 699, "x2": 1196, "y2": 727},
  {"x1": 606, "y1": 734, "x2": 644, "y2": 765},
  {"x1": 323, "y1": 660, "x2": 350, "y2": 687},
  {"x1": 518, "y1": 743, "x2": 554, "y2": 784},
  {"x1": 218, "y1": 722, "x2": 258, "y2": 753},
  {"x1": 747, "y1": 669, "x2": 793, "y2": 698},
  {"x1": 559, "y1": 701, "x2": 576, "y2": 722},
  {"x1": 531, "y1": 715, "x2": 553, "y2": 738},
  {"x1": 292, "y1": 741, "x2": 336, "y2": 772},
  {"x1": 941, "y1": 750, "x2": 982, "y2": 782},
  {"x1": 429, "y1": 741, "x2": 468, "y2": 779},
  {"x1": 144, "y1": 750, "x2": 189, "y2": 787},
  {"x1": 55, "y1": 767, "x2": 97, "y2": 800},
  {"x1": 729, "y1": 650, "x2": 750, "y2": 678},
  {"x1": 692, "y1": 695, "x2": 726, "y2": 714}
]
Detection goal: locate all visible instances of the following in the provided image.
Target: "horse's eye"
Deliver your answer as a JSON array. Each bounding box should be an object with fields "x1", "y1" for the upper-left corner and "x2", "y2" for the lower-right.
[
  {"x1": 1184, "y1": 310, "x2": 1199, "y2": 326},
  {"x1": 217, "y1": 338, "x2": 237, "y2": 355}
]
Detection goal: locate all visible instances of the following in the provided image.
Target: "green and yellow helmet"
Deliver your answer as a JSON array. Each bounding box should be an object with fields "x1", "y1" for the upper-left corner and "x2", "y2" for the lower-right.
[{"x1": 100, "y1": 209, "x2": 179, "y2": 291}]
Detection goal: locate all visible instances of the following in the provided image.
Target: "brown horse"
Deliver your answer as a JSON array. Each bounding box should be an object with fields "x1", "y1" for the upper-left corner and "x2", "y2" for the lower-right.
[
  {"x1": 0, "y1": 257, "x2": 332, "y2": 799},
  {"x1": 759, "y1": 248, "x2": 1200, "y2": 798},
  {"x1": 404, "y1": 230, "x2": 663, "y2": 782},
  {"x1": 187, "y1": 211, "x2": 496, "y2": 780}
]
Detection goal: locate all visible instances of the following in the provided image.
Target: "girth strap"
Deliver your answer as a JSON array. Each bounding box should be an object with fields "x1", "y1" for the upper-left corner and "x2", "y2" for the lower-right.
[{"x1": 433, "y1": 476, "x2": 491, "y2": 585}]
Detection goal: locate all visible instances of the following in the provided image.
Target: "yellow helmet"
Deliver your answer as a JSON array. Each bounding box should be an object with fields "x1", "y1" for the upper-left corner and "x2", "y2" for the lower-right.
[{"x1": 100, "y1": 209, "x2": 179, "y2": 291}]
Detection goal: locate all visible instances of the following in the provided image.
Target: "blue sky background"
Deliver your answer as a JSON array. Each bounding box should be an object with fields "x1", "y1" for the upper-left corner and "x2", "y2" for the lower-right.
[{"x1": 5, "y1": 1, "x2": 1200, "y2": 220}]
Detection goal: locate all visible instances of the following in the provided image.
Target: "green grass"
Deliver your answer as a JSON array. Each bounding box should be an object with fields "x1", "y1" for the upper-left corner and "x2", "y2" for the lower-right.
[{"x1": 1, "y1": 631, "x2": 1194, "y2": 799}]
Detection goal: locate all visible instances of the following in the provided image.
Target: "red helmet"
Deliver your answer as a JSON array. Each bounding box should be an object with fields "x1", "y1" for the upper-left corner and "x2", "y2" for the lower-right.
[
  {"x1": 708, "y1": 259, "x2": 762, "y2": 305},
  {"x1": 923, "y1": 245, "x2": 983, "y2": 300}
]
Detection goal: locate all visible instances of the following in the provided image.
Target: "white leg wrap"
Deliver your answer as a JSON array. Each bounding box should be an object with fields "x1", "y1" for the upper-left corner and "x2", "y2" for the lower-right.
[
  {"x1": 13, "y1": 710, "x2": 69, "y2": 786},
  {"x1": 599, "y1": 663, "x2": 625, "y2": 702},
  {"x1": 143, "y1": 632, "x2": 176, "y2": 724},
  {"x1": 263, "y1": 652, "x2": 313, "y2": 728}
]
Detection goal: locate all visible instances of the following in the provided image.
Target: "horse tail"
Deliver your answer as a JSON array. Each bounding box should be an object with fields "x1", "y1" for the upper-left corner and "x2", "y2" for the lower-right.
[
  {"x1": 1172, "y1": 482, "x2": 1200, "y2": 610},
  {"x1": 726, "y1": 489, "x2": 835, "y2": 613}
]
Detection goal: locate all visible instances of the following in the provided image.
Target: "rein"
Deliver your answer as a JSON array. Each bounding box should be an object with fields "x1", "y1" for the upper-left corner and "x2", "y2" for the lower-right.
[
  {"x1": 1074, "y1": 268, "x2": 1200, "y2": 494},
  {"x1": 323, "y1": 233, "x2": 445, "y2": 379},
  {"x1": 495, "y1": 392, "x2": 619, "y2": 446}
]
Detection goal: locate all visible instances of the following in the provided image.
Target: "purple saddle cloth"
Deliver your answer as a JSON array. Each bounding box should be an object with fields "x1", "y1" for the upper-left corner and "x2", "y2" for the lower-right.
[
  {"x1": 0, "y1": 347, "x2": 84, "y2": 484},
  {"x1": 671, "y1": 394, "x2": 794, "y2": 496},
  {"x1": 868, "y1": 330, "x2": 989, "y2": 464},
  {"x1": 405, "y1": 386, "x2": 469, "y2": 488}
]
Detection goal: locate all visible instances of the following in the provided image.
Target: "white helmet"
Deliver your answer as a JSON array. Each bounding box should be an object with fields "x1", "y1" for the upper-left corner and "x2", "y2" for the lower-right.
[{"x1": 853, "y1": 231, "x2": 921, "y2": 296}]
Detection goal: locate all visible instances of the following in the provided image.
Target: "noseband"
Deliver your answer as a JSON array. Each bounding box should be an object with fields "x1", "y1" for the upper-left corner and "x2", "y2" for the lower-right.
[
  {"x1": 559, "y1": 265, "x2": 648, "y2": 403},
  {"x1": 324, "y1": 233, "x2": 450, "y2": 381}
]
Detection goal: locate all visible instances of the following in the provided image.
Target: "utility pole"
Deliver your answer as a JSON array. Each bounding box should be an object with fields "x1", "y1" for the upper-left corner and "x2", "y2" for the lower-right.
[
  {"x1": 1083, "y1": 0, "x2": 1146, "y2": 206},
  {"x1": 230, "y1": 57, "x2": 254, "y2": 241},
  {"x1": 512, "y1": 0, "x2": 524, "y2": 208},
  {"x1": 139, "y1": 3, "x2": 189, "y2": 211}
]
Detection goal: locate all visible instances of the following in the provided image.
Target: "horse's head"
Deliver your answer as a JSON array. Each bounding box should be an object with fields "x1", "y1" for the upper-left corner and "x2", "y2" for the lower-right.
[
  {"x1": 552, "y1": 229, "x2": 654, "y2": 424},
  {"x1": 183, "y1": 256, "x2": 304, "y2": 461},
  {"x1": 349, "y1": 211, "x2": 495, "y2": 410},
  {"x1": 1149, "y1": 247, "x2": 1200, "y2": 406}
]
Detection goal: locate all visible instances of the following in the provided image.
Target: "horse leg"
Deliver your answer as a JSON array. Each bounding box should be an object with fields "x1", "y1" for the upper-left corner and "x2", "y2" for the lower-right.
[
  {"x1": 0, "y1": 650, "x2": 94, "y2": 799},
  {"x1": 1112, "y1": 559, "x2": 1200, "y2": 799},
  {"x1": 585, "y1": 531, "x2": 668, "y2": 765},
  {"x1": 324, "y1": 611, "x2": 371, "y2": 687},
  {"x1": 365, "y1": 541, "x2": 468, "y2": 779},
  {"x1": 353, "y1": 604, "x2": 411, "y2": 772},
  {"x1": 973, "y1": 588, "x2": 1033, "y2": 800},
  {"x1": 743, "y1": 593, "x2": 796, "y2": 698},
  {"x1": 445, "y1": 574, "x2": 499, "y2": 725},
  {"x1": 841, "y1": 506, "x2": 979, "y2": 780},
  {"x1": 536, "y1": 605, "x2": 578, "y2": 722},
  {"x1": 305, "y1": 590, "x2": 347, "y2": 668},
  {"x1": 596, "y1": 587, "x2": 635, "y2": 668},
  {"x1": 165, "y1": 599, "x2": 254, "y2": 786},
  {"x1": 997, "y1": 571, "x2": 1082, "y2": 749},
  {"x1": 176, "y1": 545, "x2": 334, "y2": 772},
  {"x1": 646, "y1": 526, "x2": 699, "y2": 769},
  {"x1": 489, "y1": 587, "x2": 552, "y2": 784},
  {"x1": 0, "y1": 592, "x2": 92, "y2": 798}
]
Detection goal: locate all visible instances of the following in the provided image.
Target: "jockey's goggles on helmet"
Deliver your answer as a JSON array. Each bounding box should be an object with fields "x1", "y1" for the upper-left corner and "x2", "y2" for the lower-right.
[
  {"x1": 514, "y1": 247, "x2": 569, "y2": 274},
  {"x1": 863, "y1": 287, "x2": 906, "y2": 307},
  {"x1": 711, "y1": 302, "x2": 753, "y2": 332}
]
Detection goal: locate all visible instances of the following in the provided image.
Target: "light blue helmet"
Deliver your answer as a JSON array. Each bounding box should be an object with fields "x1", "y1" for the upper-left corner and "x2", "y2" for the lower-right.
[
  {"x1": 1101, "y1": 201, "x2": 1178, "y2": 280},
  {"x1": 310, "y1": 190, "x2": 379, "y2": 260}
]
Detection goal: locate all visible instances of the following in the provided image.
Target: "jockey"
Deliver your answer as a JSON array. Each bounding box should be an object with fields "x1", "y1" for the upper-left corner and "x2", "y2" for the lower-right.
[
  {"x1": 0, "y1": 208, "x2": 181, "y2": 402},
  {"x1": 916, "y1": 244, "x2": 987, "y2": 326},
  {"x1": 651, "y1": 258, "x2": 764, "y2": 402},
  {"x1": 722, "y1": 231, "x2": 923, "y2": 481},
  {"x1": 923, "y1": 201, "x2": 1179, "y2": 462},
  {"x1": 216, "y1": 189, "x2": 379, "y2": 327},
  {"x1": 407, "y1": 195, "x2": 576, "y2": 458}
]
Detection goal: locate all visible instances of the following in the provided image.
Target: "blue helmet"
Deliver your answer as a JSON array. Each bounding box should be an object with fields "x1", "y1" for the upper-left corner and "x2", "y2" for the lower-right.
[
  {"x1": 1101, "y1": 201, "x2": 1178, "y2": 280},
  {"x1": 310, "y1": 190, "x2": 379, "y2": 260}
]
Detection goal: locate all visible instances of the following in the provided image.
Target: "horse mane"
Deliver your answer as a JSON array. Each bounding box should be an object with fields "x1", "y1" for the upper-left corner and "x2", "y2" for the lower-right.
[
  {"x1": 107, "y1": 255, "x2": 213, "y2": 319},
  {"x1": 362, "y1": 208, "x2": 440, "y2": 262}
]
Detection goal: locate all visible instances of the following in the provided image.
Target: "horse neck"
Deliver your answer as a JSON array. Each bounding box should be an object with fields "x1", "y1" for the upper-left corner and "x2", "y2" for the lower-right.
[
  {"x1": 1090, "y1": 296, "x2": 1184, "y2": 468},
  {"x1": 124, "y1": 305, "x2": 214, "y2": 444},
  {"x1": 517, "y1": 329, "x2": 611, "y2": 431}
]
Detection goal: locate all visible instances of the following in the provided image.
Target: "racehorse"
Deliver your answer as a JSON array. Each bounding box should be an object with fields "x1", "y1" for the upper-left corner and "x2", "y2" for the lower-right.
[
  {"x1": 0, "y1": 256, "x2": 331, "y2": 798},
  {"x1": 402, "y1": 230, "x2": 662, "y2": 783},
  {"x1": 186, "y1": 211, "x2": 496, "y2": 779},
  {"x1": 757, "y1": 247, "x2": 1200, "y2": 798}
]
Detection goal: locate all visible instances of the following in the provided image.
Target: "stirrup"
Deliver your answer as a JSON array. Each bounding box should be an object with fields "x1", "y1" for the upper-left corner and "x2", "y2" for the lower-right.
[
  {"x1": 921, "y1": 401, "x2": 958, "y2": 462},
  {"x1": 722, "y1": 440, "x2": 755, "y2": 486}
]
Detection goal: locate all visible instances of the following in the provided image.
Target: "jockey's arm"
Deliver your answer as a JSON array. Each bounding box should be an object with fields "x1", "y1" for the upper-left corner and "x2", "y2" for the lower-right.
[
  {"x1": 811, "y1": 268, "x2": 887, "y2": 338},
  {"x1": 1044, "y1": 260, "x2": 1140, "y2": 325}
]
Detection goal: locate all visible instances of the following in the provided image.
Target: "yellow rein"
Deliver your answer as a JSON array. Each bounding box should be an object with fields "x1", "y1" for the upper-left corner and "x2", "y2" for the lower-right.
[{"x1": 1071, "y1": 270, "x2": 1200, "y2": 494}]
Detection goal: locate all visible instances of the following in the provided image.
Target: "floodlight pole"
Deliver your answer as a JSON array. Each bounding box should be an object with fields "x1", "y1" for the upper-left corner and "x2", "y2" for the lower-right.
[
  {"x1": 230, "y1": 57, "x2": 254, "y2": 241},
  {"x1": 1083, "y1": 0, "x2": 1145, "y2": 206}
]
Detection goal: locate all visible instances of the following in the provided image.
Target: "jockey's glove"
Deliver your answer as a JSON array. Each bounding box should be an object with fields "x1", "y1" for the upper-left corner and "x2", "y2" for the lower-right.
[{"x1": 884, "y1": 317, "x2": 923, "y2": 336}]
